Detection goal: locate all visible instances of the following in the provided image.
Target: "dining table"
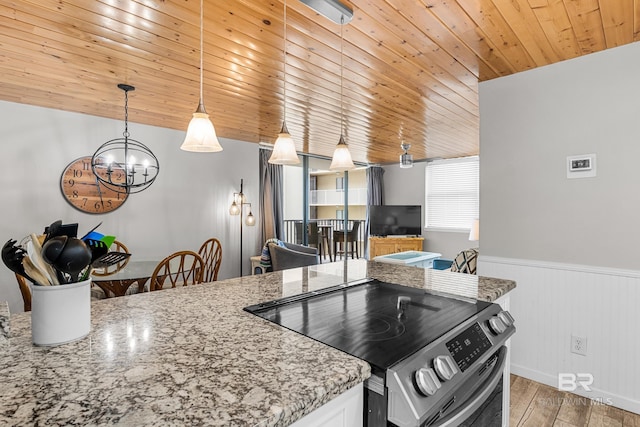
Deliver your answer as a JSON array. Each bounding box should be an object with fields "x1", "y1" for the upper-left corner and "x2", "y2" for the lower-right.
[{"x1": 91, "y1": 260, "x2": 159, "y2": 298}]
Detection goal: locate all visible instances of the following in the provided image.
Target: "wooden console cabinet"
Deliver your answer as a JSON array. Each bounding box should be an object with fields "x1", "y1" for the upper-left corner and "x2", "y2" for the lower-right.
[{"x1": 368, "y1": 237, "x2": 424, "y2": 258}]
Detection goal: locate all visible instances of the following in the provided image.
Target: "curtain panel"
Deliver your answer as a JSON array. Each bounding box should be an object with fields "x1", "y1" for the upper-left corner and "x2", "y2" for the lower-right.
[
  {"x1": 259, "y1": 149, "x2": 285, "y2": 243},
  {"x1": 365, "y1": 166, "x2": 385, "y2": 257}
]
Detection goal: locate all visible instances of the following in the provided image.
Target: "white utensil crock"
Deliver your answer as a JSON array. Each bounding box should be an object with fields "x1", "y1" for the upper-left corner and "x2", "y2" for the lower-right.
[{"x1": 30, "y1": 279, "x2": 91, "y2": 346}]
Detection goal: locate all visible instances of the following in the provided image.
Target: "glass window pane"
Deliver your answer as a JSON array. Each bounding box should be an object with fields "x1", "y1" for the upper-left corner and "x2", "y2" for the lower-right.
[
  {"x1": 282, "y1": 155, "x2": 368, "y2": 261},
  {"x1": 425, "y1": 156, "x2": 479, "y2": 230}
]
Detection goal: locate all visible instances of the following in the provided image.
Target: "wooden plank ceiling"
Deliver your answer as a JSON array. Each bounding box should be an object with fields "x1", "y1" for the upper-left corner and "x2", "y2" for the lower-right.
[{"x1": 0, "y1": 0, "x2": 638, "y2": 165}]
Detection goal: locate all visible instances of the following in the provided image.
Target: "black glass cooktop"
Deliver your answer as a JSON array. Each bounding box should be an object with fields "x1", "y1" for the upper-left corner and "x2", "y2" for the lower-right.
[{"x1": 244, "y1": 279, "x2": 491, "y2": 370}]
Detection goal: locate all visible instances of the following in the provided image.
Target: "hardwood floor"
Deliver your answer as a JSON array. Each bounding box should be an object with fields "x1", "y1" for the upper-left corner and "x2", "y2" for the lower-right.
[{"x1": 510, "y1": 375, "x2": 640, "y2": 427}]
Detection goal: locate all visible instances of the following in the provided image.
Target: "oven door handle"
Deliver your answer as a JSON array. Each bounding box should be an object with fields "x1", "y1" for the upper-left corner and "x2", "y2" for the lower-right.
[{"x1": 435, "y1": 346, "x2": 507, "y2": 427}]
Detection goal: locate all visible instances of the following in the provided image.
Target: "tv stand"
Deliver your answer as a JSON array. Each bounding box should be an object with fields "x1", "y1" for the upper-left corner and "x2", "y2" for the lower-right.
[{"x1": 368, "y1": 236, "x2": 424, "y2": 258}]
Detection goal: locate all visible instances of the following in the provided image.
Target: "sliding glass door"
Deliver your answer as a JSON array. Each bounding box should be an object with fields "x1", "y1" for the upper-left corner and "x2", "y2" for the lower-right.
[{"x1": 282, "y1": 155, "x2": 367, "y2": 261}]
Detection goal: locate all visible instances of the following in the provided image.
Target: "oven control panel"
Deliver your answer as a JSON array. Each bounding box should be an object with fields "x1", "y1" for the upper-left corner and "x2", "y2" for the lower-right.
[
  {"x1": 446, "y1": 322, "x2": 492, "y2": 372},
  {"x1": 387, "y1": 306, "x2": 515, "y2": 427}
]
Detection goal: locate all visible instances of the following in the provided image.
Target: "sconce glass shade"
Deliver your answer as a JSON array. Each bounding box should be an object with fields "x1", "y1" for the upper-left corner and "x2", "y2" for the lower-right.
[
  {"x1": 181, "y1": 109, "x2": 223, "y2": 152},
  {"x1": 469, "y1": 218, "x2": 479, "y2": 241},
  {"x1": 400, "y1": 152, "x2": 413, "y2": 168},
  {"x1": 229, "y1": 201, "x2": 240, "y2": 215},
  {"x1": 245, "y1": 211, "x2": 256, "y2": 226},
  {"x1": 330, "y1": 135, "x2": 355, "y2": 171},
  {"x1": 269, "y1": 122, "x2": 300, "y2": 164}
]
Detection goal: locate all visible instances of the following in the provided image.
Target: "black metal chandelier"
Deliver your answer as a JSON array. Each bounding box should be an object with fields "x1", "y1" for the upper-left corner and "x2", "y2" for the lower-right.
[{"x1": 91, "y1": 84, "x2": 160, "y2": 194}]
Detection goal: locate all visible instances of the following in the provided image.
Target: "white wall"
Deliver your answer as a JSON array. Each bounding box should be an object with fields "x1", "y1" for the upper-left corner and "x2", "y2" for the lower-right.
[
  {"x1": 480, "y1": 43, "x2": 640, "y2": 269},
  {"x1": 382, "y1": 163, "x2": 473, "y2": 259},
  {"x1": 0, "y1": 100, "x2": 261, "y2": 314},
  {"x1": 479, "y1": 42, "x2": 640, "y2": 413}
]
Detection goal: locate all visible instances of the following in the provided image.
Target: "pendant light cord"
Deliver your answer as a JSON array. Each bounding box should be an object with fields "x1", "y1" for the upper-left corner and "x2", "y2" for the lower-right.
[
  {"x1": 283, "y1": 0, "x2": 287, "y2": 120},
  {"x1": 340, "y1": 15, "x2": 344, "y2": 136},
  {"x1": 199, "y1": 0, "x2": 204, "y2": 103}
]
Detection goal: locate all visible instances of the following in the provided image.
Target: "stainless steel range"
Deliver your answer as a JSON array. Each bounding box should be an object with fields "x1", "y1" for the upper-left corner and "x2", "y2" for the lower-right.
[{"x1": 244, "y1": 278, "x2": 515, "y2": 427}]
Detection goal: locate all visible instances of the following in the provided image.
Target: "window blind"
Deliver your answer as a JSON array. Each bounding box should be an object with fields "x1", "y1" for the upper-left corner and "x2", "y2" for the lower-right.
[{"x1": 425, "y1": 156, "x2": 479, "y2": 230}]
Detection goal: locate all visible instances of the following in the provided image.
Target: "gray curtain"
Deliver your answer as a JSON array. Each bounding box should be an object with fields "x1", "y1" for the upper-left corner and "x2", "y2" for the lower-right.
[
  {"x1": 365, "y1": 166, "x2": 385, "y2": 258},
  {"x1": 259, "y1": 149, "x2": 285, "y2": 242}
]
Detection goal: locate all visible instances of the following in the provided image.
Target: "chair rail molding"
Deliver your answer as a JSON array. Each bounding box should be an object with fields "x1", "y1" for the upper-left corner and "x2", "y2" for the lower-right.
[{"x1": 479, "y1": 255, "x2": 640, "y2": 279}]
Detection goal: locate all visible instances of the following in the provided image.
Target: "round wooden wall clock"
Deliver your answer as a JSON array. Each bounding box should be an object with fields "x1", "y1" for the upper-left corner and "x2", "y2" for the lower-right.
[{"x1": 60, "y1": 156, "x2": 128, "y2": 214}]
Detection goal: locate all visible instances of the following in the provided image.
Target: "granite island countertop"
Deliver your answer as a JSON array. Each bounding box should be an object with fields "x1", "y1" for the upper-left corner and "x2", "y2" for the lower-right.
[{"x1": 0, "y1": 260, "x2": 515, "y2": 426}]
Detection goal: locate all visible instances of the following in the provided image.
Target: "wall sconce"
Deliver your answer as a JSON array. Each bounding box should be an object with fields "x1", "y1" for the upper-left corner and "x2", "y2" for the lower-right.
[{"x1": 229, "y1": 179, "x2": 255, "y2": 276}]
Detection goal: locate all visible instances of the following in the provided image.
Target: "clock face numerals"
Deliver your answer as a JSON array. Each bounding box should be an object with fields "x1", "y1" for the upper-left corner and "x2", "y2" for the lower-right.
[{"x1": 60, "y1": 156, "x2": 128, "y2": 214}]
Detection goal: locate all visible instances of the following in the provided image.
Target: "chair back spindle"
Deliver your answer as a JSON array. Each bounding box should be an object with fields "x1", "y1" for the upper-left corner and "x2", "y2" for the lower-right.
[
  {"x1": 198, "y1": 238, "x2": 222, "y2": 282},
  {"x1": 149, "y1": 251, "x2": 205, "y2": 291}
]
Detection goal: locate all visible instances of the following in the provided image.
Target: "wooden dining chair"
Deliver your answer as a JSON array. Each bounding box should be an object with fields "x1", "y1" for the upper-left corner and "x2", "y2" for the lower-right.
[
  {"x1": 91, "y1": 240, "x2": 131, "y2": 276},
  {"x1": 149, "y1": 250, "x2": 205, "y2": 291},
  {"x1": 15, "y1": 274, "x2": 31, "y2": 312},
  {"x1": 198, "y1": 238, "x2": 222, "y2": 282}
]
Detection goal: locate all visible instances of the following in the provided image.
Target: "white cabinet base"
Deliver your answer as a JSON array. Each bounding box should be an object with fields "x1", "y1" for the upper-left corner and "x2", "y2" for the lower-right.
[{"x1": 290, "y1": 383, "x2": 363, "y2": 427}]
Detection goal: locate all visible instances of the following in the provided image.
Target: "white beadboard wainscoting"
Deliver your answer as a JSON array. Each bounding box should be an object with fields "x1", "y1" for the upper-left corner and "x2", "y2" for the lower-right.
[{"x1": 478, "y1": 256, "x2": 640, "y2": 415}]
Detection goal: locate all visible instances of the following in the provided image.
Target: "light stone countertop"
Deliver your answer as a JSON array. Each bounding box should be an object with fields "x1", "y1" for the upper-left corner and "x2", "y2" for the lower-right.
[{"x1": 0, "y1": 260, "x2": 515, "y2": 426}]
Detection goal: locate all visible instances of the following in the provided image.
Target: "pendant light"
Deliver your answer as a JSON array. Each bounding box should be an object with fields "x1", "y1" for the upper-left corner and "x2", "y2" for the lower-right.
[
  {"x1": 180, "y1": 0, "x2": 223, "y2": 152},
  {"x1": 400, "y1": 143, "x2": 413, "y2": 168},
  {"x1": 269, "y1": 0, "x2": 300, "y2": 165},
  {"x1": 330, "y1": 15, "x2": 355, "y2": 171}
]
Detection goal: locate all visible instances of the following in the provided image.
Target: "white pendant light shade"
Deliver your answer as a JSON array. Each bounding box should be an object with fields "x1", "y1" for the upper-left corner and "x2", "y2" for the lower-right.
[
  {"x1": 330, "y1": 135, "x2": 355, "y2": 171},
  {"x1": 181, "y1": 109, "x2": 223, "y2": 152},
  {"x1": 269, "y1": 122, "x2": 300, "y2": 164}
]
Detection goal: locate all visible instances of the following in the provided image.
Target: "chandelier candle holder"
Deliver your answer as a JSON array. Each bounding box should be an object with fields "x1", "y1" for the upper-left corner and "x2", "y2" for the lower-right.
[
  {"x1": 229, "y1": 179, "x2": 255, "y2": 276},
  {"x1": 92, "y1": 84, "x2": 159, "y2": 194}
]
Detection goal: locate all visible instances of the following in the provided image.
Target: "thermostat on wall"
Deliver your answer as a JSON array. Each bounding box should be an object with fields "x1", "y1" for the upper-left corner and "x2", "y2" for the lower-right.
[{"x1": 567, "y1": 154, "x2": 596, "y2": 179}]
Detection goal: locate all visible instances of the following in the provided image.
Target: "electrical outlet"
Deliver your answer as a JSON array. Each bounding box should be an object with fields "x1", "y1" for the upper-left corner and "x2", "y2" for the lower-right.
[{"x1": 571, "y1": 335, "x2": 587, "y2": 356}]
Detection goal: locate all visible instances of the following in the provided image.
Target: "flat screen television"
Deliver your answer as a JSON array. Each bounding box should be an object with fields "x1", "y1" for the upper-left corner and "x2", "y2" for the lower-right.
[{"x1": 369, "y1": 205, "x2": 422, "y2": 237}]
